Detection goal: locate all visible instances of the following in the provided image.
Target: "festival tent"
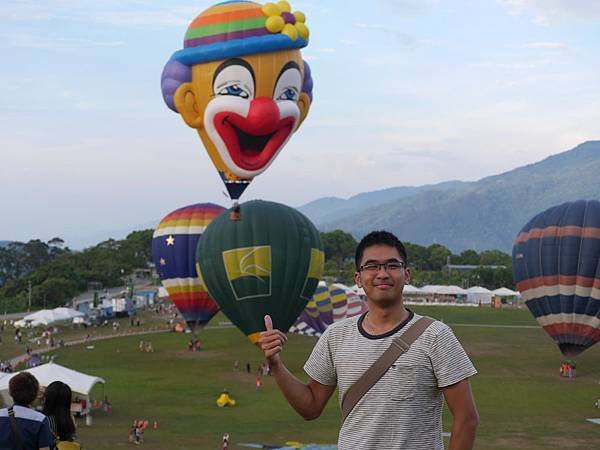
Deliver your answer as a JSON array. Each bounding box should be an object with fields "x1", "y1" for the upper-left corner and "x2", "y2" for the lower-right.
[
  {"x1": 420, "y1": 285, "x2": 440, "y2": 294},
  {"x1": 420, "y1": 285, "x2": 467, "y2": 295},
  {"x1": 21, "y1": 308, "x2": 84, "y2": 327},
  {"x1": 157, "y1": 286, "x2": 169, "y2": 298},
  {"x1": 403, "y1": 284, "x2": 421, "y2": 294},
  {"x1": 493, "y1": 287, "x2": 519, "y2": 297},
  {"x1": 466, "y1": 286, "x2": 493, "y2": 304},
  {"x1": 0, "y1": 362, "x2": 105, "y2": 406}
]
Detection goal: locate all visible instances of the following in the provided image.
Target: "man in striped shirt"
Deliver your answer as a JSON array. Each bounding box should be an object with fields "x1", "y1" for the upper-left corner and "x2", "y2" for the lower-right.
[{"x1": 260, "y1": 230, "x2": 479, "y2": 450}]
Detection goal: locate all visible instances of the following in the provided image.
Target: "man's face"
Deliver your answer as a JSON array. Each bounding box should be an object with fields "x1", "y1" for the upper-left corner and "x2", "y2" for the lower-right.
[{"x1": 354, "y1": 244, "x2": 411, "y2": 307}]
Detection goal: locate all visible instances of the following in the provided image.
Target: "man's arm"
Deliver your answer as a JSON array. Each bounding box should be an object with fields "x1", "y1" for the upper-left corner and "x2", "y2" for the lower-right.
[
  {"x1": 259, "y1": 315, "x2": 336, "y2": 420},
  {"x1": 442, "y1": 378, "x2": 479, "y2": 450}
]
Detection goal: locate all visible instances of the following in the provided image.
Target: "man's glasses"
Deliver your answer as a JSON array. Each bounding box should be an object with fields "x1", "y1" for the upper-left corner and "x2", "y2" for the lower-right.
[{"x1": 359, "y1": 260, "x2": 406, "y2": 273}]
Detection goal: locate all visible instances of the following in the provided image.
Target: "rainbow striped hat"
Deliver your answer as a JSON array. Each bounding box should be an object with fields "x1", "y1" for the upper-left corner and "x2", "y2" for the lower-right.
[{"x1": 171, "y1": 0, "x2": 309, "y2": 66}]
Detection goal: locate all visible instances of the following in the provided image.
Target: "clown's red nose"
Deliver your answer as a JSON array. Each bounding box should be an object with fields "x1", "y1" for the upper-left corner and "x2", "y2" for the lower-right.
[{"x1": 245, "y1": 97, "x2": 280, "y2": 134}]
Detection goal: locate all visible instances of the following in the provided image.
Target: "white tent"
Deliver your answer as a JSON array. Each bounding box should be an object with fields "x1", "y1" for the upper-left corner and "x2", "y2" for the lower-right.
[
  {"x1": 403, "y1": 284, "x2": 421, "y2": 294},
  {"x1": 419, "y1": 285, "x2": 440, "y2": 294},
  {"x1": 493, "y1": 287, "x2": 519, "y2": 297},
  {"x1": 421, "y1": 285, "x2": 467, "y2": 295},
  {"x1": 440, "y1": 285, "x2": 468, "y2": 295},
  {"x1": 466, "y1": 286, "x2": 493, "y2": 304},
  {"x1": 22, "y1": 308, "x2": 84, "y2": 326},
  {"x1": 52, "y1": 307, "x2": 84, "y2": 321},
  {"x1": 0, "y1": 363, "x2": 105, "y2": 405}
]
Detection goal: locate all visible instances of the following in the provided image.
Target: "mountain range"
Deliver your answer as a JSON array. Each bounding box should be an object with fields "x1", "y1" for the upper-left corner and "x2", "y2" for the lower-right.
[{"x1": 297, "y1": 141, "x2": 600, "y2": 253}]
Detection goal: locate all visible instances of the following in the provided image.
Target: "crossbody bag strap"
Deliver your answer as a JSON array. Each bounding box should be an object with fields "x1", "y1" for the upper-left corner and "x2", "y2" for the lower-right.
[
  {"x1": 340, "y1": 316, "x2": 435, "y2": 422},
  {"x1": 8, "y1": 406, "x2": 25, "y2": 450}
]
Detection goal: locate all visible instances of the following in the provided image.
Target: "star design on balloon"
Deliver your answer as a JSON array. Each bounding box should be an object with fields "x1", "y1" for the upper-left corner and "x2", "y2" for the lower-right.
[
  {"x1": 166, "y1": 235, "x2": 175, "y2": 246},
  {"x1": 160, "y1": 258, "x2": 166, "y2": 266}
]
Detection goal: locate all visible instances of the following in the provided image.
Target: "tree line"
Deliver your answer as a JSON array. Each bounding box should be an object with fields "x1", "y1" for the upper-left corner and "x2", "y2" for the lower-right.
[
  {"x1": 0, "y1": 229, "x2": 514, "y2": 314},
  {"x1": 0, "y1": 231, "x2": 153, "y2": 313},
  {"x1": 320, "y1": 230, "x2": 514, "y2": 289}
]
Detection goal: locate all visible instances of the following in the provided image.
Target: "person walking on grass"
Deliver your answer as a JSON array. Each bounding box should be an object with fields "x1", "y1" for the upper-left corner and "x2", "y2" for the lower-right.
[
  {"x1": 0, "y1": 372, "x2": 53, "y2": 450},
  {"x1": 260, "y1": 230, "x2": 479, "y2": 450}
]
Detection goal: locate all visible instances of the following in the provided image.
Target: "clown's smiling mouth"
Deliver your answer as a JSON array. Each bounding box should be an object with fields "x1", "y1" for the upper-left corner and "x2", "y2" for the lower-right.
[
  {"x1": 223, "y1": 117, "x2": 277, "y2": 156},
  {"x1": 214, "y1": 112, "x2": 295, "y2": 171}
]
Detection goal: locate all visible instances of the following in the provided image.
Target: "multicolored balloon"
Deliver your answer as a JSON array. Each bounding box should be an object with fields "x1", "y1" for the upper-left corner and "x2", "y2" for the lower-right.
[
  {"x1": 161, "y1": 0, "x2": 314, "y2": 200},
  {"x1": 152, "y1": 203, "x2": 226, "y2": 330},
  {"x1": 512, "y1": 200, "x2": 600, "y2": 357},
  {"x1": 196, "y1": 200, "x2": 324, "y2": 343},
  {"x1": 290, "y1": 282, "x2": 368, "y2": 336}
]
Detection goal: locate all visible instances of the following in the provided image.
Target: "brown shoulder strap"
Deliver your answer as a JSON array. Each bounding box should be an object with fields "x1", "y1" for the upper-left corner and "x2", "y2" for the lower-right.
[
  {"x1": 340, "y1": 316, "x2": 435, "y2": 422},
  {"x1": 8, "y1": 406, "x2": 25, "y2": 450}
]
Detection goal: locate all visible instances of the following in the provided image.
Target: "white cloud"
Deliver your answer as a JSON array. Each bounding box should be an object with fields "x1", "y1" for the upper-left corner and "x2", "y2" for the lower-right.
[
  {"x1": 316, "y1": 47, "x2": 336, "y2": 53},
  {"x1": 373, "y1": 0, "x2": 439, "y2": 16},
  {"x1": 94, "y1": 8, "x2": 197, "y2": 28},
  {"x1": 0, "y1": 33, "x2": 126, "y2": 49},
  {"x1": 501, "y1": 0, "x2": 600, "y2": 25},
  {"x1": 1, "y1": 1, "x2": 200, "y2": 28},
  {"x1": 353, "y1": 23, "x2": 416, "y2": 47},
  {"x1": 523, "y1": 42, "x2": 569, "y2": 50}
]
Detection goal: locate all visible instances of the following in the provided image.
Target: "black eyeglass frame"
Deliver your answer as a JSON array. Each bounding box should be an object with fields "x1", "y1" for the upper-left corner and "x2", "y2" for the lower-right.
[{"x1": 358, "y1": 260, "x2": 407, "y2": 272}]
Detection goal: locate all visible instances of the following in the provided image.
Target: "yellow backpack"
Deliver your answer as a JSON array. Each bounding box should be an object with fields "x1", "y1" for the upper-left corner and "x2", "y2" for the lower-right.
[{"x1": 56, "y1": 441, "x2": 81, "y2": 450}]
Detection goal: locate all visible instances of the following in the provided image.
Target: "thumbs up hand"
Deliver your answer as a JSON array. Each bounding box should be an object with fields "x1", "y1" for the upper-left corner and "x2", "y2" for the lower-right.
[{"x1": 259, "y1": 314, "x2": 288, "y2": 365}]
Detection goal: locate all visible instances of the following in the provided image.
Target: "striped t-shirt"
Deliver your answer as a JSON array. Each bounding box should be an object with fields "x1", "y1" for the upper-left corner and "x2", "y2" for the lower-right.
[{"x1": 304, "y1": 311, "x2": 477, "y2": 450}]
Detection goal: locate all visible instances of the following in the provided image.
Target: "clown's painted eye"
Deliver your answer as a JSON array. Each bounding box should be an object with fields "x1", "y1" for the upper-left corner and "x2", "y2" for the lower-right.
[
  {"x1": 274, "y1": 66, "x2": 302, "y2": 103},
  {"x1": 213, "y1": 62, "x2": 255, "y2": 99},
  {"x1": 277, "y1": 88, "x2": 298, "y2": 101},
  {"x1": 218, "y1": 84, "x2": 250, "y2": 99}
]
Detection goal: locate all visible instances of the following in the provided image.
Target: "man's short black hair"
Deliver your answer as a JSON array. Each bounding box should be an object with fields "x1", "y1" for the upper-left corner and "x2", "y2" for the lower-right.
[
  {"x1": 355, "y1": 230, "x2": 408, "y2": 270},
  {"x1": 9, "y1": 372, "x2": 39, "y2": 406}
]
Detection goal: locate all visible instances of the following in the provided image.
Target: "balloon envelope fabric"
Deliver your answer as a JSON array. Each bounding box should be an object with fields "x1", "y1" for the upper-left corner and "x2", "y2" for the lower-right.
[
  {"x1": 289, "y1": 282, "x2": 368, "y2": 336},
  {"x1": 161, "y1": 1, "x2": 314, "y2": 200},
  {"x1": 152, "y1": 203, "x2": 225, "y2": 330},
  {"x1": 512, "y1": 200, "x2": 600, "y2": 357},
  {"x1": 196, "y1": 200, "x2": 324, "y2": 344}
]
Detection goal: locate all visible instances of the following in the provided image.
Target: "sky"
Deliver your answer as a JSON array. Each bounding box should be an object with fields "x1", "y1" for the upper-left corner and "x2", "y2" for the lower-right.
[{"x1": 1, "y1": 0, "x2": 599, "y2": 248}]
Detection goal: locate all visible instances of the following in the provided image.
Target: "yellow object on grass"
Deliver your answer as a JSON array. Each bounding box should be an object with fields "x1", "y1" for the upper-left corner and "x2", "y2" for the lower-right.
[{"x1": 216, "y1": 392, "x2": 236, "y2": 407}]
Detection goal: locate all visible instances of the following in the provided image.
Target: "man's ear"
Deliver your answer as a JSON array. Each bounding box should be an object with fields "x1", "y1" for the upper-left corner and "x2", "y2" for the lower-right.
[
  {"x1": 354, "y1": 271, "x2": 362, "y2": 288},
  {"x1": 174, "y1": 82, "x2": 203, "y2": 129},
  {"x1": 404, "y1": 268, "x2": 411, "y2": 284},
  {"x1": 295, "y1": 92, "x2": 311, "y2": 129}
]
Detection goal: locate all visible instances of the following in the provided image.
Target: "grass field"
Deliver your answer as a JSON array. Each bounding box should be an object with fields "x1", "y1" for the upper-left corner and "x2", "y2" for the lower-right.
[{"x1": 2, "y1": 306, "x2": 600, "y2": 449}]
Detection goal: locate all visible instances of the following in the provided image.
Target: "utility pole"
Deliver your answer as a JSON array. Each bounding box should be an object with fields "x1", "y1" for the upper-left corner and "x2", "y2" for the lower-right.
[{"x1": 28, "y1": 280, "x2": 32, "y2": 312}]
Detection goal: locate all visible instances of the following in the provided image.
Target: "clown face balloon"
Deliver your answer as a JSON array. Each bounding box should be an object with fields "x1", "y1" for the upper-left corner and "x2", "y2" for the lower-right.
[{"x1": 161, "y1": 1, "x2": 314, "y2": 200}]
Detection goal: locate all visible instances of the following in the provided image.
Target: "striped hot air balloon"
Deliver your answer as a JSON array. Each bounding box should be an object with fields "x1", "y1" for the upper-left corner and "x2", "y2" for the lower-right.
[
  {"x1": 290, "y1": 282, "x2": 368, "y2": 337},
  {"x1": 512, "y1": 200, "x2": 600, "y2": 357},
  {"x1": 152, "y1": 203, "x2": 225, "y2": 331}
]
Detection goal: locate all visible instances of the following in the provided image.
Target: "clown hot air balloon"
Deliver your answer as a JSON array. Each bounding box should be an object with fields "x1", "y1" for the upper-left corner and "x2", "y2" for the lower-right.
[
  {"x1": 290, "y1": 282, "x2": 368, "y2": 336},
  {"x1": 161, "y1": 0, "x2": 314, "y2": 200},
  {"x1": 512, "y1": 200, "x2": 600, "y2": 357},
  {"x1": 152, "y1": 203, "x2": 225, "y2": 330},
  {"x1": 196, "y1": 200, "x2": 324, "y2": 343}
]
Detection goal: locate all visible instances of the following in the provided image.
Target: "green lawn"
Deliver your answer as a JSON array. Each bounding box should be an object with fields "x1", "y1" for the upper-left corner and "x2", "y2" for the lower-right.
[{"x1": 2, "y1": 306, "x2": 600, "y2": 449}]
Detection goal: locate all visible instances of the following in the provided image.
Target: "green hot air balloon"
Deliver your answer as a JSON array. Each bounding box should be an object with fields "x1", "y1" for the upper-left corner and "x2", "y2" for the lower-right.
[{"x1": 196, "y1": 200, "x2": 324, "y2": 344}]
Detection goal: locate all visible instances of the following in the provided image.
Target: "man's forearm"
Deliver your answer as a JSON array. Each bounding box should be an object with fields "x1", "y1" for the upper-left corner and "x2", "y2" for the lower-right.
[
  {"x1": 448, "y1": 416, "x2": 478, "y2": 450},
  {"x1": 270, "y1": 360, "x2": 321, "y2": 420}
]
